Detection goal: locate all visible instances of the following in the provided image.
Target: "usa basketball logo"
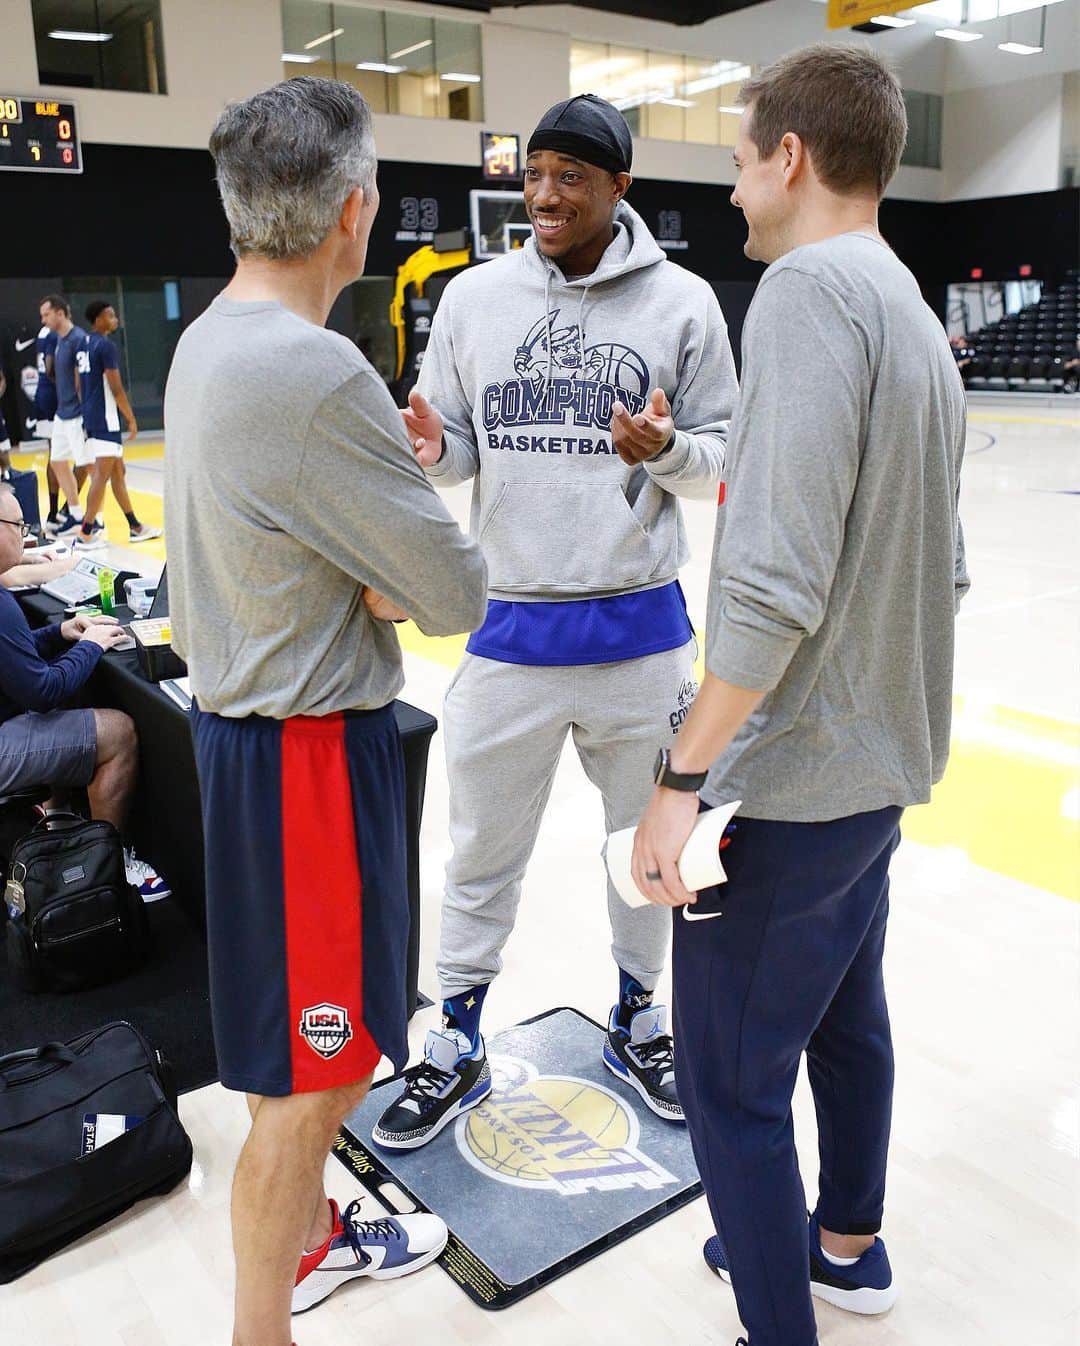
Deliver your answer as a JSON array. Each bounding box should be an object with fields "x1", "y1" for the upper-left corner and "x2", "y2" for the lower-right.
[
  {"x1": 455, "y1": 1055, "x2": 676, "y2": 1197},
  {"x1": 299, "y1": 1003, "x2": 353, "y2": 1060}
]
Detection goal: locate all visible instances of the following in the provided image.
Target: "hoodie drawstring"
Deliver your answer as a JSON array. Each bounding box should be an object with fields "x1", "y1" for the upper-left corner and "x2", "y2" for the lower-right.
[
  {"x1": 543, "y1": 268, "x2": 554, "y2": 396},
  {"x1": 576, "y1": 287, "x2": 589, "y2": 381},
  {"x1": 542, "y1": 267, "x2": 592, "y2": 396}
]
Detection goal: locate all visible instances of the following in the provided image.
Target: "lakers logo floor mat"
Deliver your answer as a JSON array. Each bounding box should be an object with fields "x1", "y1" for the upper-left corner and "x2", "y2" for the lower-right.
[{"x1": 334, "y1": 1007, "x2": 703, "y2": 1309}]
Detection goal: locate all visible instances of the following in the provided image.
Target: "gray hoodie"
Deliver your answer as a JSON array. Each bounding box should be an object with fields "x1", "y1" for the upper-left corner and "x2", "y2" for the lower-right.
[{"x1": 420, "y1": 202, "x2": 738, "y2": 601}]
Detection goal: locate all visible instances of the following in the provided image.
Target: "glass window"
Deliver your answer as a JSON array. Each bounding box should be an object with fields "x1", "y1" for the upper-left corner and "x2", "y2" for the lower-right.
[
  {"x1": 63, "y1": 276, "x2": 181, "y2": 430},
  {"x1": 33, "y1": 0, "x2": 167, "y2": 94},
  {"x1": 571, "y1": 42, "x2": 750, "y2": 148},
  {"x1": 902, "y1": 91, "x2": 942, "y2": 170},
  {"x1": 281, "y1": 2, "x2": 482, "y2": 122}
]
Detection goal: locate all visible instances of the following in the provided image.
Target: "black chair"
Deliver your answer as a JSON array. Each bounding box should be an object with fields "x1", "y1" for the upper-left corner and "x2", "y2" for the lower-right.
[
  {"x1": 1026, "y1": 357, "x2": 1052, "y2": 387},
  {"x1": 986, "y1": 357, "x2": 1011, "y2": 390},
  {"x1": 1006, "y1": 357, "x2": 1031, "y2": 386}
]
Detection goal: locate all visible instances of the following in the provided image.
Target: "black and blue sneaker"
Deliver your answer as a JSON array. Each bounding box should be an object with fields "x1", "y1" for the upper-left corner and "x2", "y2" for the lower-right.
[
  {"x1": 704, "y1": 1215, "x2": 897, "y2": 1315},
  {"x1": 603, "y1": 1004, "x2": 684, "y2": 1122},
  {"x1": 371, "y1": 1027, "x2": 491, "y2": 1150},
  {"x1": 807, "y1": 1212, "x2": 896, "y2": 1314}
]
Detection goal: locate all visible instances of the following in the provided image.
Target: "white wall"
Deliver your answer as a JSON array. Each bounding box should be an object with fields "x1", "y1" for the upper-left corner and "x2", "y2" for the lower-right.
[{"x1": 943, "y1": 73, "x2": 1066, "y2": 200}]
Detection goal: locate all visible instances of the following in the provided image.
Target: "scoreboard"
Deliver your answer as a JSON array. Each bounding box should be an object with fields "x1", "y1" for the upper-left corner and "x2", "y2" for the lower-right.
[
  {"x1": 0, "y1": 96, "x2": 82, "y2": 174},
  {"x1": 481, "y1": 131, "x2": 521, "y2": 183}
]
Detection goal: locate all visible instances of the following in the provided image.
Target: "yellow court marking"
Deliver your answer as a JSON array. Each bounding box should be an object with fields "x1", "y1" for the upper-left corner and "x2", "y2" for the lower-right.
[
  {"x1": 902, "y1": 700, "x2": 1079, "y2": 903},
  {"x1": 967, "y1": 413, "x2": 1080, "y2": 429},
  {"x1": 397, "y1": 622, "x2": 469, "y2": 669}
]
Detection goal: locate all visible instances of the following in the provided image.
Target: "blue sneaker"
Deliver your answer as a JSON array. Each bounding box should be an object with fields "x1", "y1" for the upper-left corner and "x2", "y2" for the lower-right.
[
  {"x1": 704, "y1": 1215, "x2": 897, "y2": 1316},
  {"x1": 703, "y1": 1232, "x2": 731, "y2": 1282},
  {"x1": 292, "y1": 1198, "x2": 447, "y2": 1313},
  {"x1": 603, "y1": 1004, "x2": 684, "y2": 1122},
  {"x1": 808, "y1": 1213, "x2": 896, "y2": 1315},
  {"x1": 51, "y1": 513, "x2": 83, "y2": 537}
]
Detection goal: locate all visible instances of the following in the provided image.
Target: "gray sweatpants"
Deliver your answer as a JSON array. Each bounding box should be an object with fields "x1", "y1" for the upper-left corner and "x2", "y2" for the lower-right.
[{"x1": 437, "y1": 641, "x2": 698, "y2": 999}]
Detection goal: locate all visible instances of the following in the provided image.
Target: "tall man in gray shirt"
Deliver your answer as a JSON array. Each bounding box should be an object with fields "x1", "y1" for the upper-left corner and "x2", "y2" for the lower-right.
[
  {"x1": 631, "y1": 47, "x2": 967, "y2": 1346},
  {"x1": 164, "y1": 80, "x2": 486, "y2": 1346}
]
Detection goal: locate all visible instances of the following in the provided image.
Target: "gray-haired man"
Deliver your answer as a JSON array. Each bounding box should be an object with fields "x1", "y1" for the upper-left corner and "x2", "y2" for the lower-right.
[{"x1": 164, "y1": 79, "x2": 487, "y2": 1346}]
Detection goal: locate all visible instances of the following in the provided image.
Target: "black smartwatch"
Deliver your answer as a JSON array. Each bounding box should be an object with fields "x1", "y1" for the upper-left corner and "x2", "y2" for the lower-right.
[{"x1": 653, "y1": 747, "x2": 707, "y2": 793}]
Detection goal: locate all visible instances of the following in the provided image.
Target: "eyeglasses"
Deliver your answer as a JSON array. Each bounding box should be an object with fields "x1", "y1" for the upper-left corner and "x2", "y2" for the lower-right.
[{"x1": 0, "y1": 519, "x2": 31, "y2": 539}]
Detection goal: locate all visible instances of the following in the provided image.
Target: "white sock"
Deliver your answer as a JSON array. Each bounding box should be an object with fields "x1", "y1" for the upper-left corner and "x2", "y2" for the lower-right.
[{"x1": 820, "y1": 1246, "x2": 862, "y2": 1267}]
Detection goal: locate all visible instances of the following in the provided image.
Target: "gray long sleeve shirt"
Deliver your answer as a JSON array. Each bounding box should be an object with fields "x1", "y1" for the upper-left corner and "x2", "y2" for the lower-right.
[
  {"x1": 703, "y1": 233, "x2": 969, "y2": 821},
  {"x1": 163, "y1": 297, "x2": 487, "y2": 719}
]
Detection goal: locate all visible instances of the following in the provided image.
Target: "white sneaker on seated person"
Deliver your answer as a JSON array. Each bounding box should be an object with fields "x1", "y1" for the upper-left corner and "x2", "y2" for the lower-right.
[{"x1": 124, "y1": 850, "x2": 171, "y2": 902}]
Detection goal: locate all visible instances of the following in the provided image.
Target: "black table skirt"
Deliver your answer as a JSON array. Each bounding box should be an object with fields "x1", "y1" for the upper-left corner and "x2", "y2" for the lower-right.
[{"x1": 16, "y1": 590, "x2": 437, "y2": 1017}]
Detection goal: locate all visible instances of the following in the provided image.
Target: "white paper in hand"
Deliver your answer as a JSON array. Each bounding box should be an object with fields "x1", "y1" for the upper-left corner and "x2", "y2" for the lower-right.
[{"x1": 603, "y1": 800, "x2": 742, "y2": 908}]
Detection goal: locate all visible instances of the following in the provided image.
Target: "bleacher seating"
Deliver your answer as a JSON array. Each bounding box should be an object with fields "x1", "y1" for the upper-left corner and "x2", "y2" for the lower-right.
[{"x1": 959, "y1": 272, "x2": 1078, "y2": 394}]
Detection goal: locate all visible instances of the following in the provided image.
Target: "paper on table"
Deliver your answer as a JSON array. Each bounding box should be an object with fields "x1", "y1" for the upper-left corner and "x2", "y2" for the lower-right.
[{"x1": 604, "y1": 799, "x2": 742, "y2": 908}]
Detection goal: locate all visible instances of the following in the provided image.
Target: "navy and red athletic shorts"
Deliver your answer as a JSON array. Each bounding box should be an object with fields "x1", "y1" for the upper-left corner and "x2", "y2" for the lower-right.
[{"x1": 190, "y1": 702, "x2": 410, "y2": 1096}]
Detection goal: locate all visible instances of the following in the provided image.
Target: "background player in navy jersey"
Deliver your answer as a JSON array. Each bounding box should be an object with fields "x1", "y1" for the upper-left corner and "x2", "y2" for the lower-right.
[
  {"x1": 44, "y1": 296, "x2": 90, "y2": 537},
  {"x1": 73, "y1": 301, "x2": 160, "y2": 551},
  {"x1": 35, "y1": 299, "x2": 63, "y2": 524}
]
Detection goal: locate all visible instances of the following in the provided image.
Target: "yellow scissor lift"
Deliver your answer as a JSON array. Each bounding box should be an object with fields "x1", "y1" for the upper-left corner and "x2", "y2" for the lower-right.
[{"x1": 389, "y1": 230, "x2": 470, "y2": 396}]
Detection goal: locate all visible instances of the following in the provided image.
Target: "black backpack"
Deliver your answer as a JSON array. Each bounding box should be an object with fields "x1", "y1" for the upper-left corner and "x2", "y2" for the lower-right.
[
  {"x1": 0, "y1": 1021, "x2": 193, "y2": 1282},
  {"x1": 4, "y1": 813, "x2": 149, "y2": 992}
]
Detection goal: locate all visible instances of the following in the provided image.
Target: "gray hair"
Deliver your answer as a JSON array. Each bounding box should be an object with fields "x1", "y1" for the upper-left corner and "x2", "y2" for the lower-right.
[{"x1": 210, "y1": 77, "x2": 377, "y2": 261}]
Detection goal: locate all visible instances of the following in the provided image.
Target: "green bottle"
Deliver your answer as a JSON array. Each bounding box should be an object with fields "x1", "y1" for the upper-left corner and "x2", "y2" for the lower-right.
[{"x1": 98, "y1": 565, "x2": 114, "y2": 615}]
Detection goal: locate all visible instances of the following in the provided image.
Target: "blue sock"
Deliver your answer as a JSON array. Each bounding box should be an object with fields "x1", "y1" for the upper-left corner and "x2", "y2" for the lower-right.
[
  {"x1": 616, "y1": 968, "x2": 654, "y2": 1031},
  {"x1": 442, "y1": 984, "x2": 488, "y2": 1053}
]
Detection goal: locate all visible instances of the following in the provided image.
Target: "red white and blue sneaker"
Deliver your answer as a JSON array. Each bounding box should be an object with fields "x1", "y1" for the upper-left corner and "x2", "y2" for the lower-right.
[
  {"x1": 603, "y1": 1004, "x2": 684, "y2": 1122},
  {"x1": 704, "y1": 1213, "x2": 897, "y2": 1315},
  {"x1": 292, "y1": 1198, "x2": 448, "y2": 1314},
  {"x1": 124, "y1": 850, "x2": 171, "y2": 903},
  {"x1": 371, "y1": 1027, "x2": 491, "y2": 1150}
]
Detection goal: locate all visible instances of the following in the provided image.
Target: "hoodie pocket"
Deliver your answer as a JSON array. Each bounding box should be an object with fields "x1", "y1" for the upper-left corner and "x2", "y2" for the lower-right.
[{"x1": 478, "y1": 478, "x2": 658, "y2": 592}]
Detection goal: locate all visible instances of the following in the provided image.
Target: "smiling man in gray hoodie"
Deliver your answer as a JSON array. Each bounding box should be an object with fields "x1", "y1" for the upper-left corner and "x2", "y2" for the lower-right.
[{"x1": 371, "y1": 94, "x2": 738, "y2": 1151}]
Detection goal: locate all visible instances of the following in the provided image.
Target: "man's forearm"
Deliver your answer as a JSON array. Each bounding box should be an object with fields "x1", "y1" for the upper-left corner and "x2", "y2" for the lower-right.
[
  {"x1": 2, "y1": 559, "x2": 75, "y2": 588},
  {"x1": 669, "y1": 672, "x2": 766, "y2": 776}
]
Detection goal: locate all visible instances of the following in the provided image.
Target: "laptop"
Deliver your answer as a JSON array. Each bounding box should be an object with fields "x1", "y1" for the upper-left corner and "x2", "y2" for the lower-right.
[
  {"x1": 147, "y1": 564, "x2": 168, "y2": 619},
  {"x1": 41, "y1": 557, "x2": 119, "y2": 607}
]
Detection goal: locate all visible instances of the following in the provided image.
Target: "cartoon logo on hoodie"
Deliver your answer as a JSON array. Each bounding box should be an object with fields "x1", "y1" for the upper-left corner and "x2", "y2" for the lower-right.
[{"x1": 481, "y1": 310, "x2": 651, "y2": 454}]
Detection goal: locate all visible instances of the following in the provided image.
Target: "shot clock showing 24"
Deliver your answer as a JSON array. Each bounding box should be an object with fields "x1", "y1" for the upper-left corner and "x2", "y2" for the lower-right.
[{"x1": 0, "y1": 95, "x2": 82, "y2": 173}]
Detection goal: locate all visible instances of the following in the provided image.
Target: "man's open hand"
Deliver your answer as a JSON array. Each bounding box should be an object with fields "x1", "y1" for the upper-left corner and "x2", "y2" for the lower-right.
[{"x1": 611, "y1": 388, "x2": 674, "y2": 466}]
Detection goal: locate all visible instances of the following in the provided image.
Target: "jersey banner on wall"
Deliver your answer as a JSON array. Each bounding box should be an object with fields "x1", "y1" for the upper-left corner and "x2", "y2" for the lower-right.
[{"x1": 0, "y1": 325, "x2": 41, "y2": 442}]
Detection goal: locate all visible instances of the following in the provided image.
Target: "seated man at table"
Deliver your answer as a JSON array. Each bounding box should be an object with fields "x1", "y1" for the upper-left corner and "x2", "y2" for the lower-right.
[{"x1": 0, "y1": 483, "x2": 169, "y2": 899}]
